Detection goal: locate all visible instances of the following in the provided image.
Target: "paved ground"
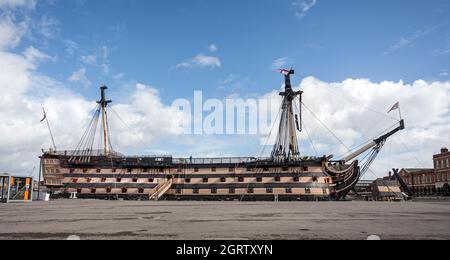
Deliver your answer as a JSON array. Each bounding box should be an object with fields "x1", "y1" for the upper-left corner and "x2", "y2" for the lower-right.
[{"x1": 0, "y1": 200, "x2": 450, "y2": 240}]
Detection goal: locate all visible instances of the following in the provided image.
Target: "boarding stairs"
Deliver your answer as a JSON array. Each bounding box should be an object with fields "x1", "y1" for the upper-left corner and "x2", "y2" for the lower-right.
[{"x1": 149, "y1": 178, "x2": 173, "y2": 201}]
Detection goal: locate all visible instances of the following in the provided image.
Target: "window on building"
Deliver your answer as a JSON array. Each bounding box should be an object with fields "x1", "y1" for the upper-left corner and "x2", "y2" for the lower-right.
[
  {"x1": 221, "y1": 177, "x2": 226, "y2": 183},
  {"x1": 229, "y1": 188, "x2": 235, "y2": 194},
  {"x1": 211, "y1": 188, "x2": 217, "y2": 194},
  {"x1": 185, "y1": 178, "x2": 191, "y2": 183},
  {"x1": 286, "y1": 188, "x2": 293, "y2": 194},
  {"x1": 138, "y1": 188, "x2": 144, "y2": 194},
  {"x1": 275, "y1": 177, "x2": 281, "y2": 182},
  {"x1": 122, "y1": 188, "x2": 128, "y2": 193},
  {"x1": 148, "y1": 178, "x2": 154, "y2": 183},
  {"x1": 194, "y1": 168, "x2": 199, "y2": 173},
  {"x1": 266, "y1": 188, "x2": 273, "y2": 194},
  {"x1": 133, "y1": 178, "x2": 138, "y2": 183},
  {"x1": 106, "y1": 187, "x2": 112, "y2": 193},
  {"x1": 257, "y1": 177, "x2": 263, "y2": 183},
  {"x1": 193, "y1": 188, "x2": 199, "y2": 194},
  {"x1": 203, "y1": 178, "x2": 209, "y2": 183},
  {"x1": 116, "y1": 178, "x2": 122, "y2": 183},
  {"x1": 211, "y1": 167, "x2": 217, "y2": 172},
  {"x1": 96, "y1": 169, "x2": 101, "y2": 173},
  {"x1": 238, "y1": 177, "x2": 245, "y2": 182},
  {"x1": 293, "y1": 177, "x2": 300, "y2": 182},
  {"x1": 101, "y1": 178, "x2": 107, "y2": 183},
  {"x1": 305, "y1": 188, "x2": 311, "y2": 194}
]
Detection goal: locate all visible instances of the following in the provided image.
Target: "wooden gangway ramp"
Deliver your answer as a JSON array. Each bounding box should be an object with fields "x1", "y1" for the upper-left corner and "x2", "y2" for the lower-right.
[{"x1": 149, "y1": 179, "x2": 173, "y2": 201}]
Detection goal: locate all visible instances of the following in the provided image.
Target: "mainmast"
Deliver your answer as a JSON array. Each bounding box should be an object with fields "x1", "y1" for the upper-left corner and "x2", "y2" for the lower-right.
[
  {"x1": 271, "y1": 69, "x2": 303, "y2": 163},
  {"x1": 97, "y1": 86, "x2": 112, "y2": 156}
]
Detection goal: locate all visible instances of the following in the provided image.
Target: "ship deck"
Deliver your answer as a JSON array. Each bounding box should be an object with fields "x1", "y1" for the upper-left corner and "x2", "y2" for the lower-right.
[{"x1": 1, "y1": 200, "x2": 450, "y2": 240}]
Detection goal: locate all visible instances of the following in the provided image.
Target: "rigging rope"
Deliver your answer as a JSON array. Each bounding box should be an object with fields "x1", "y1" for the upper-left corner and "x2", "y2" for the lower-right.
[{"x1": 301, "y1": 101, "x2": 352, "y2": 153}]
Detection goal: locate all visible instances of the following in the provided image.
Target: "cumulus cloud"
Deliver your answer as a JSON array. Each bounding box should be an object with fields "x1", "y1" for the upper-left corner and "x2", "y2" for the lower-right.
[
  {"x1": 176, "y1": 53, "x2": 221, "y2": 69},
  {"x1": 287, "y1": 77, "x2": 450, "y2": 177}
]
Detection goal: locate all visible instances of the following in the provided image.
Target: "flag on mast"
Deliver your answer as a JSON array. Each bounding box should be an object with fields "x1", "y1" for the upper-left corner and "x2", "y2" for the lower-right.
[
  {"x1": 40, "y1": 109, "x2": 47, "y2": 122},
  {"x1": 388, "y1": 102, "x2": 400, "y2": 114}
]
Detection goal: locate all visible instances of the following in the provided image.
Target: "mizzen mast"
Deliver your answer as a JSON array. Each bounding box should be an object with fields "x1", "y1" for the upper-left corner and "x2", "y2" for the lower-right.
[
  {"x1": 97, "y1": 86, "x2": 112, "y2": 156},
  {"x1": 271, "y1": 69, "x2": 303, "y2": 163}
]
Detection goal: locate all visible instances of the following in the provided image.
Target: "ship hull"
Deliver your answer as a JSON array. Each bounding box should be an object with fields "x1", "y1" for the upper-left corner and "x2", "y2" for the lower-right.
[{"x1": 41, "y1": 153, "x2": 359, "y2": 201}]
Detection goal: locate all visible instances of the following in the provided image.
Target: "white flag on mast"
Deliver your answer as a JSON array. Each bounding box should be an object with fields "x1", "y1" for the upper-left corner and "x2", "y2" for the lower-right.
[{"x1": 388, "y1": 102, "x2": 400, "y2": 114}]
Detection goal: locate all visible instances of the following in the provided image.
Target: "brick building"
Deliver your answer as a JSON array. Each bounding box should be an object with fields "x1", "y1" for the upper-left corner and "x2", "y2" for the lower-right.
[
  {"x1": 398, "y1": 148, "x2": 450, "y2": 196},
  {"x1": 434, "y1": 148, "x2": 450, "y2": 194}
]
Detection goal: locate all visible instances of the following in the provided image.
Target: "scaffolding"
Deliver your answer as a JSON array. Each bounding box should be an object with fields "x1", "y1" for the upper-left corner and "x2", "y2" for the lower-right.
[{"x1": 0, "y1": 173, "x2": 33, "y2": 203}]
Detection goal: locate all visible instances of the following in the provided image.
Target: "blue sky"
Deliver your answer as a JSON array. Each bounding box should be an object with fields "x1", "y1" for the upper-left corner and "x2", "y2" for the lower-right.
[
  {"x1": 1, "y1": 0, "x2": 450, "y2": 177},
  {"x1": 26, "y1": 0, "x2": 449, "y2": 102}
]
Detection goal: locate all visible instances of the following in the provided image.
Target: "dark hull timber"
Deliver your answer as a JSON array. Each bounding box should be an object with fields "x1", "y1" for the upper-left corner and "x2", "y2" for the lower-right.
[{"x1": 41, "y1": 153, "x2": 359, "y2": 201}]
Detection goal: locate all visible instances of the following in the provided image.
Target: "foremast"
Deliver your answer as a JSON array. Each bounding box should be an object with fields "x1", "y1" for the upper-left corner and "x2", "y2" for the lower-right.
[{"x1": 271, "y1": 69, "x2": 303, "y2": 163}]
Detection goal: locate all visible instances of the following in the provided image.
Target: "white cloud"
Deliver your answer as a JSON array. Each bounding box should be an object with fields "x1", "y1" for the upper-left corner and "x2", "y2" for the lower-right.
[
  {"x1": 176, "y1": 53, "x2": 221, "y2": 69},
  {"x1": 272, "y1": 57, "x2": 291, "y2": 69},
  {"x1": 69, "y1": 68, "x2": 91, "y2": 88},
  {"x1": 0, "y1": 0, "x2": 36, "y2": 9},
  {"x1": 0, "y1": 16, "x2": 26, "y2": 50},
  {"x1": 80, "y1": 54, "x2": 97, "y2": 65},
  {"x1": 112, "y1": 73, "x2": 125, "y2": 80},
  {"x1": 63, "y1": 40, "x2": 78, "y2": 55},
  {"x1": 385, "y1": 27, "x2": 436, "y2": 55},
  {"x1": 23, "y1": 46, "x2": 51, "y2": 63},
  {"x1": 101, "y1": 45, "x2": 108, "y2": 59},
  {"x1": 287, "y1": 77, "x2": 450, "y2": 177},
  {"x1": 292, "y1": 0, "x2": 317, "y2": 19},
  {"x1": 209, "y1": 43, "x2": 218, "y2": 53},
  {"x1": 36, "y1": 15, "x2": 60, "y2": 39}
]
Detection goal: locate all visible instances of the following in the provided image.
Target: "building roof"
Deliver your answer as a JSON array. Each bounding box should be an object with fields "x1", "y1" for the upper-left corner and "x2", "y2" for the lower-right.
[
  {"x1": 373, "y1": 178, "x2": 399, "y2": 187},
  {"x1": 401, "y1": 168, "x2": 434, "y2": 175}
]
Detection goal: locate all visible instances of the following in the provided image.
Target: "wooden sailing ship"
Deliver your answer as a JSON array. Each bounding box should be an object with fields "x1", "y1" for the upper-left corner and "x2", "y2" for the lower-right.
[{"x1": 41, "y1": 70, "x2": 405, "y2": 201}]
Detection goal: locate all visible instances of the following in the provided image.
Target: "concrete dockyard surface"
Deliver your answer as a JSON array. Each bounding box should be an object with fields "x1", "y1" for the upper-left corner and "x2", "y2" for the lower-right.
[{"x1": 1, "y1": 201, "x2": 450, "y2": 240}]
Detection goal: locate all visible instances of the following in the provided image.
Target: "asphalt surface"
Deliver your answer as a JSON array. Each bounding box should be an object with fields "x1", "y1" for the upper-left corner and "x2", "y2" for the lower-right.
[{"x1": 0, "y1": 200, "x2": 449, "y2": 240}]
